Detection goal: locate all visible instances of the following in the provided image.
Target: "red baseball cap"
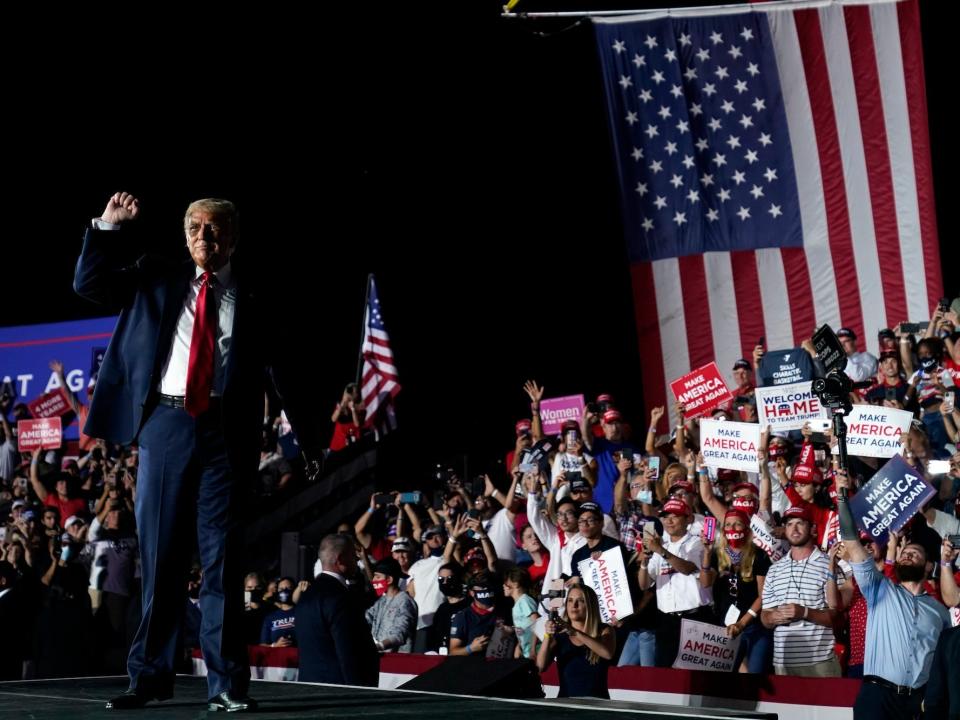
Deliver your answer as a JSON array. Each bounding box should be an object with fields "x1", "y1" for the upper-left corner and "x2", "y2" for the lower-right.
[
  {"x1": 783, "y1": 505, "x2": 813, "y2": 523},
  {"x1": 515, "y1": 420, "x2": 532, "y2": 436},
  {"x1": 724, "y1": 509, "x2": 751, "y2": 526},
  {"x1": 659, "y1": 498, "x2": 692, "y2": 517},
  {"x1": 668, "y1": 480, "x2": 695, "y2": 494},
  {"x1": 602, "y1": 409, "x2": 622, "y2": 424},
  {"x1": 792, "y1": 464, "x2": 822, "y2": 484}
]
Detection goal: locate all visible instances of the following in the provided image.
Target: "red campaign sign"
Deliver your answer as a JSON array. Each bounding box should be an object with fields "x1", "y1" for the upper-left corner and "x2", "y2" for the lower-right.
[
  {"x1": 27, "y1": 387, "x2": 72, "y2": 419},
  {"x1": 670, "y1": 362, "x2": 733, "y2": 419},
  {"x1": 17, "y1": 417, "x2": 63, "y2": 452}
]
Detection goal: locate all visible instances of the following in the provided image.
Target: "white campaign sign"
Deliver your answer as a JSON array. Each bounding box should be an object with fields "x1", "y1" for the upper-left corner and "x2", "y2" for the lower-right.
[
  {"x1": 755, "y1": 381, "x2": 830, "y2": 432},
  {"x1": 577, "y1": 547, "x2": 634, "y2": 625},
  {"x1": 844, "y1": 405, "x2": 913, "y2": 458},
  {"x1": 672, "y1": 619, "x2": 742, "y2": 672},
  {"x1": 485, "y1": 620, "x2": 517, "y2": 659},
  {"x1": 700, "y1": 419, "x2": 761, "y2": 473},
  {"x1": 750, "y1": 514, "x2": 787, "y2": 561}
]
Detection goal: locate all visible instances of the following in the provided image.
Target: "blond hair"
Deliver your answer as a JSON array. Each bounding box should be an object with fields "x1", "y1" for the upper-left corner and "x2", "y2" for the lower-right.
[
  {"x1": 715, "y1": 520, "x2": 757, "y2": 582},
  {"x1": 567, "y1": 584, "x2": 604, "y2": 665},
  {"x1": 184, "y1": 198, "x2": 238, "y2": 235}
]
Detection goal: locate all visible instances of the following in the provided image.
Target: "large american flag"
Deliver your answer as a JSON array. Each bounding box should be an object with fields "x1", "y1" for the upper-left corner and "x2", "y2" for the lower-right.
[
  {"x1": 593, "y1": 0, "x2": 942, "y2": 422},
  {"x1": 359, "y1": 275, "x2": 400, "y2": 436}
]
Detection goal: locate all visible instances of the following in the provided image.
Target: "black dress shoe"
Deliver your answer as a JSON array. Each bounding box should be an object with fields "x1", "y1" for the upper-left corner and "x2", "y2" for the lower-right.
[
  {"x1": 207, "y1": 691, "x2": 258, "y2": 713},
  {"x1": 105, "y1": 687, "x2": 173, "y2": 709}
]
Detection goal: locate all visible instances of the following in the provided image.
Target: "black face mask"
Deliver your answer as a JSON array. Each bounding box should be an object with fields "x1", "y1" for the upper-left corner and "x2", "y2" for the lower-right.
[
  {"x1": 277, "y1": 590, "x2": 292, "y2": 604},
  {"x1": 919, "y1": 356, "x2": 937, "y2": 371},
  {"x1": 438, "y1": 577, "x2": 460, "y2": 597},
  {"x1": 188, "y1": 585, "x2": 201, "y2": 600}
]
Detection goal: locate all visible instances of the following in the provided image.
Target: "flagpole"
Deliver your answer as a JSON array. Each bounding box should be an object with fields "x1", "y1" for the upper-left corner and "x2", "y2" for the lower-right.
[
  {"x1": 356, "y1": 274, "x2": 374, "y2": 388},
  {"x1": 500, "y1": 0, "x2": 882, "y2": 19}
]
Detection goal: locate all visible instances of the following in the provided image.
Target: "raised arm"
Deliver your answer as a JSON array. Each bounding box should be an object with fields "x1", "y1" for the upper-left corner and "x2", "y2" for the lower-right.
[
  {"x1": 74, "y1": 192, "x2": 144, "y2": 308},
  {"x1": 29, "y1": 450, "x2": 48, "y2": 501},
  {"x1": 524, "y1": 380, "x2": 545, "y2": 442}
]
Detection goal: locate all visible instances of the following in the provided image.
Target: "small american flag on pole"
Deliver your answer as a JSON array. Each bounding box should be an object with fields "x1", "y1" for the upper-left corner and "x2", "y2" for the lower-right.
[
  {"x1": 593, "y1": 0, "x2": 942, "y2": 423},
  {"x1": 359, "y1": 275, "x2": 400, "y2": 437}
]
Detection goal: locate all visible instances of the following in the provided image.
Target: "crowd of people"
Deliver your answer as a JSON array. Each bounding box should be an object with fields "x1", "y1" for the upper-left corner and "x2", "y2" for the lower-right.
[{"x1": 2, "y1": 304, "x2": 959, "y2": 717}]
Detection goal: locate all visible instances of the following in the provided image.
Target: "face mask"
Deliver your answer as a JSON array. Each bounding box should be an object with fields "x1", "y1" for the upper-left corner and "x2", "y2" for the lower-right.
[
  {"x1": 313, "y1": 558, "x2": 323, "y2": 579},
  {"x1": 60, "y1": 545, "x2": 74, "y2": 562},
  {"x1": 372, "y1": 578, "x2": 390, "y2": 597},
  {"x1": 920, "y1": 356, "x2": 937, "y2": 371},
  {"x1": 429, "y1": 546, "x2": 444, "y2": 557},
  {"x1": 473, "y1": 588, "x2": 495, "y2": 608},
  {"x1": 277, "y1": 590, "x2": 292, "y2": 604},
  {"x1": 188, "y1": 586, "x2": 201, "y2": 600},
  {"x1": 724, "y1": 530, "x2": 747, "y2": 549},
  {"x1": 731, "y1": 497, "x2": 759, "y2": 516},
  {"x1": 438, "y1": 576, "x2": 460, "y2": 596}
]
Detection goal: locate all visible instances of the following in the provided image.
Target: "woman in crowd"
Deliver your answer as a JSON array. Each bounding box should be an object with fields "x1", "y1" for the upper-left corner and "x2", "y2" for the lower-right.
[
  {"x1": 536, "y1": 584, "x2": 616, "y2": 698},
  {"x1": 699, "y1": 509, "x2": 772, "y2": 673}
]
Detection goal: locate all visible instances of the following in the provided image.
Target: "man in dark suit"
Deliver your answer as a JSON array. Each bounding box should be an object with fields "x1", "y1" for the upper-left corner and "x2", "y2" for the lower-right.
[
  {"x1": 75, "y1": 192, "x2": 322, "y2": 712},
  {"x1": 295, "y1": 534, "x2": 379, "y2": 685},
  {"x1": 924, "y1": 619, "x2": 959, "y2": 719},
  {"x1": 0, "y1": 560, "x2": 25, "y2": 680}
]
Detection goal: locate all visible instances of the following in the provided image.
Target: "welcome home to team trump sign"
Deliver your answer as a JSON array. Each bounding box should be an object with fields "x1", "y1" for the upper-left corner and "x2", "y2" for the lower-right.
[
  {"x1": 849, "y1": 454, "x2": 935, "y2": 539},
  {"x1": 755, "y1": 380, "x2": 830, "y2": 432},
  {"x1": 700, "y1": 419, "x2": 761, "y2": 473},
  {"x1": 670, "y1": 362, "x2": 733, "y2": 419}
]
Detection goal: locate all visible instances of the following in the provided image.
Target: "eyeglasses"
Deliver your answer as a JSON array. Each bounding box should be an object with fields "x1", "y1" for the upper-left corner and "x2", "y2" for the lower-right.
[{"x1": 577, "y1": 516, "x2": 600, "y2": 526}]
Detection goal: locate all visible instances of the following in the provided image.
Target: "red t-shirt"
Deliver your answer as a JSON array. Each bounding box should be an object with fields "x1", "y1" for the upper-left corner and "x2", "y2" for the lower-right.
[
  {"x1": 526, "y1": 552, "x2": 550, "y2": 585},
  {"x1": 329, "y1": 414, "x2": 360, "y2": 452},
  {"x1": 44, "y1": 494, "x2": 88, "y2": 520}
]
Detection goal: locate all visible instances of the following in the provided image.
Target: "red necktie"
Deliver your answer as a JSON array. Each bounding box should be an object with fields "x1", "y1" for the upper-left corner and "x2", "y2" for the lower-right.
[{"x1": 185, "y1": 272, "x2": 216, "y2": 416}]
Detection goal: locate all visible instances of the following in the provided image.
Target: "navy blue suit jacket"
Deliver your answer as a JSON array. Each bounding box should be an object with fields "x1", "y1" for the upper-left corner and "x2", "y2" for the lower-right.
[
  {"x1": 294, "y1": 574, "x2": 379, "y2": 686},
  {"x1": 74, "y1": 226, "x2": 320, "y2": 472}
]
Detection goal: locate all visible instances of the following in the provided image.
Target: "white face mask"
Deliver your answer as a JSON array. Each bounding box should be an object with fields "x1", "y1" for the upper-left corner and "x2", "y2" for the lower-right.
[{"x1": 313, "y1": 558, "x2": 323, "y2": 579}]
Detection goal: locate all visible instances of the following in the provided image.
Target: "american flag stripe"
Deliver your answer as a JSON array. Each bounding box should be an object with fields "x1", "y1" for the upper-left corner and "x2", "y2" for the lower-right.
[
  {"x1": 878, "y1": 2, "x2": 932, "y2": 324},
  {"x1": 729, "y1": 249, "x2": 764, "y2": 351},
  {"x1": 898, "y1": 1, "x2": 941, "y2": 315},
  {"x1": 594, "y1": 0, "x2": 942, "y2": 425},
  {"x1": 794, "y1": 8, "x2": 866, "y2": 342}
]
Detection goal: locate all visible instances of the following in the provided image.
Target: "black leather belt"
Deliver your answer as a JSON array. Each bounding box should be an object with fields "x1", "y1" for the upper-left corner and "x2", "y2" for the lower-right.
[
  {"x1": 157, "y1": 394, "x2": 221, "y2": 409},
  {"x1": 863, "y1": 675, "x2": 924, "y2": 696}
]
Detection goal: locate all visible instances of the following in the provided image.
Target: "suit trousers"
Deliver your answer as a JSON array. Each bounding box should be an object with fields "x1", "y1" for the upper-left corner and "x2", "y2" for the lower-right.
[{"x1": 127, "y1": 403, "x2": 248, "y2": 698}]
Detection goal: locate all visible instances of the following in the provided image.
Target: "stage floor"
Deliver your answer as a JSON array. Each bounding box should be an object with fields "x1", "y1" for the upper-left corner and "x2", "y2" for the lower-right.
[{"x1": 0, "y1": 675, "x2": 776, "y2": 719}]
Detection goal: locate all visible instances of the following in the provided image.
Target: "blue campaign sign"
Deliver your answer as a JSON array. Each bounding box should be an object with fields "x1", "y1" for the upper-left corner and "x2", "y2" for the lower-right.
[
  {"x1": 849, "y1": 454, "x2": 936, "y2": 541},
  {"x1": 757, "y1": 348, "x2": 814, "y2": 387},
  {"x1": 0, "y1": 317, "x2": 116, "y2": 439}
]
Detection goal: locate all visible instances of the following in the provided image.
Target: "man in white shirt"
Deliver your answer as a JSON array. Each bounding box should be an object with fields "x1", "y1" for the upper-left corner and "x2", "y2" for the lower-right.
[
  {"x1": 837, "y1": 327, "x2": 878, "y2": 384},
  {"x1": 638, "y1": 497, "x2": 712, "y2": 667},
  {"x1": 761, "y1": 505, "x2": 839, "y2": 677},
  {"x1": 526, "y1": 485, "x2": 586, "y2": 604},
  {"x1": 406, "y1": 525, "x2": 447, "y2": 652}
]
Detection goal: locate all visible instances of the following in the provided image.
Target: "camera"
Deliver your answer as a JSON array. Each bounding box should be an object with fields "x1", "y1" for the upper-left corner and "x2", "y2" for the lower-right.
[{"x1": 811, "y1": 370, "x2": 853, "y2": 412}]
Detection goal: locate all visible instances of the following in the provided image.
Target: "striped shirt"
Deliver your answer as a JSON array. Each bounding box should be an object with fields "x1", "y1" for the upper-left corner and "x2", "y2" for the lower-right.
[{"x1": 761, "y1": 547, "x2": 834, "y2": 667}]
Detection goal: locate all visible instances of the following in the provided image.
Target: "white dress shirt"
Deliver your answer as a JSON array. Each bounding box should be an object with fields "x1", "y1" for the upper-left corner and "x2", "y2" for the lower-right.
[
  {"x1": 90, "y1": 217, "x2": 236, "y2": 398},
  {"x1": 159, "y1": 263, "x2": 236, "y2": 396}
]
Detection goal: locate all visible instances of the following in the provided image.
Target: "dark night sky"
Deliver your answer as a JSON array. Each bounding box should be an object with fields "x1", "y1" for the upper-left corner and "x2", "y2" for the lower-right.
[{"x1": 3, "y1": 2, "x2": 954, "y2": 485}]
